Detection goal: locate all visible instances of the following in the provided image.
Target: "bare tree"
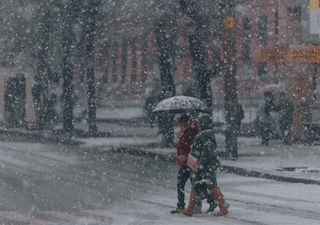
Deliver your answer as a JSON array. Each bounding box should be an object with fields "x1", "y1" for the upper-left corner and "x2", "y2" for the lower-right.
[
  {"x1": 61, "y1": 0, "x2": 80, "y2": 133},
  {"x1": 179, "y1": 0, "x2": 213, "y2": 108},
  {"x1": 221, "y1": 0, "x2": 240, "y2": 160},
  {"x1": 154, "y1": 17, "x2": 176, "y2": 147},
  {"x1": 82, "y1": 0, "x2": 102, "y2": 136}
]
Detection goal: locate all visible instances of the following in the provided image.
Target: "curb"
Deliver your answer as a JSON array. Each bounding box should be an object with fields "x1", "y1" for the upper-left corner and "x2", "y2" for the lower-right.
[
  {"x1": 112, "y1": 145, "x2": 176, "y2": 162},
  {"x1": 0, "y1": 128, "x2": 82, "y2": 145},
  {"x1": 220, "y1": 165, "x2": 320, "y2": 186},
  {"x1": 113, "y1": 145, "x2": 320, "y2": 186},
  {"x1": 2, "y1": 129, "x2": 319, "y2": 186}
]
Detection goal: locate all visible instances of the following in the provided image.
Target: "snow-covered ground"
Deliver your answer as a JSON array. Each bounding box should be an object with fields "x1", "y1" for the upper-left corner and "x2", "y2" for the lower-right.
[
  {"x1": 1, "y1": 104, "x2": 319, "y2": 224},
  {"x1": 0, "y1": 137, "x2": 319, "y2": 224},
  {"x1": 104, "y1": 173, "x2": 320, "y2": 225},
  {"x1": 78, "y1": 131, "x2": 320, "y2": 183}
]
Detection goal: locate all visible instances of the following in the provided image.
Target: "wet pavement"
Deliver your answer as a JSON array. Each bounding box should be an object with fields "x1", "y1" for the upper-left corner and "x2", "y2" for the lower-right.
[{"x1": 0, "y1": 139, "x2": 319, "y2": 225}]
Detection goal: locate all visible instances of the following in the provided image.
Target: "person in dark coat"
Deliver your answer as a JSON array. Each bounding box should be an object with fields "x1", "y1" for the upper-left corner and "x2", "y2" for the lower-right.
[
  {"x1": 258, "y1": 91, "x2": 275, "y2": 145},
  {"x1": 172, "y1": 114, "x2": 216, "y2": 213},
  {"x1": 182, "y1": 114, "x2": 229, "y2": 217},
  {"x1": 225, "y1": 103, "x2": 244, "y2": 160},
  {"x1": 143, "y1": 88, "x2": 160, "y2": 126},
  {"x1": 275, "y1": 92, "x2": 294, "y2": 145},
  {"x1": 235, "y1": 103, "x2": 244, "y2": 129}
]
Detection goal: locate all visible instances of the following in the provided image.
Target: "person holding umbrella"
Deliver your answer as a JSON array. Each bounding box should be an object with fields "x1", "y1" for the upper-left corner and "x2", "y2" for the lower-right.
[
  {"x1": 171, "y1": 114, "x2": 216, "y2": 214},
  {"x1": 182, "y1": 114, "x2": 229, "y2": 217},
  {"x1": 170, "y1": 114, "x2": 198, "y2": 213},
  {"x1": 152, "y1": 96, "x2": 217, "y2": 213}
]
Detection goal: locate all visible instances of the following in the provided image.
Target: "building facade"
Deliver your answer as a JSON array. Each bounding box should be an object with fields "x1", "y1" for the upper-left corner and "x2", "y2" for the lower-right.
[{"x1": 1, "y1": 0, "x2": 318, "y2": 140}]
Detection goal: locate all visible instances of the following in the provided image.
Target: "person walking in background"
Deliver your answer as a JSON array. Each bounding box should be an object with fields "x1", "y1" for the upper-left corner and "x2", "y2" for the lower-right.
[
  {"x1": 225, "y1": 103, "x2": 244, "y2": 160},
  {"x1": 235, "y1": 103, "x2": 245, "y2": 131},
  {"x1": 258, "y1": 91, "x2": 275, "y2": 145},
  {"x1": 275, "y1": 92, "x2": 294, "y2": 145},
  {"x1": 182, "y1": 114, "x2": 229, "y2": 217}
]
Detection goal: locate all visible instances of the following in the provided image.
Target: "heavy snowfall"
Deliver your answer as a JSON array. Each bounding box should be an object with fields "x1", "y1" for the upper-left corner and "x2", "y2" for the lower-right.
[{"x1": 0, "y1": 0, "x2": 320, "y2": 225}]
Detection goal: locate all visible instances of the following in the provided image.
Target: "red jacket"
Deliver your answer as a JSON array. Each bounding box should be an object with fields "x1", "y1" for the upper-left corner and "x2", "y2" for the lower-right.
[{"x1": 176, "y1": 127, "x2": 198, "y2": 166}]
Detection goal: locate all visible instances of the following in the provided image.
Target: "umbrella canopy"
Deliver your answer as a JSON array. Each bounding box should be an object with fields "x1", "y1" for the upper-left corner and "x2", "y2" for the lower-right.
[{"x1": 152, "y1": 96, "x2": 209, "y2": 113}]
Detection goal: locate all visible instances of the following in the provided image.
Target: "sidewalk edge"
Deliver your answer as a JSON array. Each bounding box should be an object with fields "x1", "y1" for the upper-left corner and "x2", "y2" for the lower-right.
[
  {"x1": 220, "y1": 165, "x2": 320, "y2": 185},
  {"x1": 113, "y1": 145, "x2": 320, "y2": 186}
]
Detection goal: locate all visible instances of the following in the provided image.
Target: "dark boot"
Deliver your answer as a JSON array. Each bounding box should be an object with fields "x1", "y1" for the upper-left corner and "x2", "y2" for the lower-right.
[
  {"x1": 211, "y1": 187, "x2": 229, "y2": 216},
  {"x1": 207, "y1": 201, "x2": 218, "y2": 213},
  {"x1": 206, "y1": 193, "x2": 217, "y2": 213},
  {"x1": 181, "y1": 187, "x2": 197, "y2": 216}
]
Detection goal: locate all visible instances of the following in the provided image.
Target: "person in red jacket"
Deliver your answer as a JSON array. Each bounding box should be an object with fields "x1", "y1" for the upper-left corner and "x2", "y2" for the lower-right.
[
  {"x1": 172, "y1": 114, "x2": 216, "y2": 213},
  {"x1": 171, "y1": 114, "x2": 198, "y2": 212}
]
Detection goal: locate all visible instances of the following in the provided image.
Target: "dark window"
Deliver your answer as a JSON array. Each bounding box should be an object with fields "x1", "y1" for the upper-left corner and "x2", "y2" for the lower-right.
[
  {"x1": 242, "y1": 17, "x2": 251, "y2": 65},
  {"x1": 287, "y1": 6, "x2": 301, "y2": 42},
  {"x1": 258, "y1": 14, "x2": 268, "y2": 46},
  {"x1": 112, "y1": 46, "x2": 118, "y2": 82},
  {"x1": 275, "y1": 11, "x2": 279, "y2": 35},
  {"x1": 258, "y1": 62, "x2": 268, "y2": 78},
  {"x1": 131, "y1": 42, "x2": 137, "y2": 82}
]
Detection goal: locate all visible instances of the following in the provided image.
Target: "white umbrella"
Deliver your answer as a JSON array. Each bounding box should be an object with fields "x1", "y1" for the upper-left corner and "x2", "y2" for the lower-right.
[{"x1": 152, "y1": 96, "x2": 209, "y2": 113}]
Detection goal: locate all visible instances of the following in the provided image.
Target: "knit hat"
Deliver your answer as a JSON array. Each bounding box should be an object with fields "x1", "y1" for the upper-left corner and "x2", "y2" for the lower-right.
[{"x1": 196, "y1": 113, "x2": 213, "y2": 130}]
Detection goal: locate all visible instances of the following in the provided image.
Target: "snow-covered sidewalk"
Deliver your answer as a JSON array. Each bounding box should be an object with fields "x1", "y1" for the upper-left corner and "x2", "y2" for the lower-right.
[
  {"x1": 78, "y1": 134, "x2": 320, "y2": 185},
  {"x1": 223, "y1": 136, "x2": 320, "y2": 183},
  {"x1": 2, "y1": 103, "x2": 320, "y2": 185}
]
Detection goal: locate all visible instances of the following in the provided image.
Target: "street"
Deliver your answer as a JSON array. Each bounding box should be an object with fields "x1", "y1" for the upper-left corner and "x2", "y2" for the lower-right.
[{"x1": 0, "y1": 140, "x2": 319, "y2": 225}]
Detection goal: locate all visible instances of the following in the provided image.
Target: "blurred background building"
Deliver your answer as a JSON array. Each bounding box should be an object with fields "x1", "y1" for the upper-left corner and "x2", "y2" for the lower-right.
[{"x1": 0, "y1": 0, "x2": 319, "y2": 140}]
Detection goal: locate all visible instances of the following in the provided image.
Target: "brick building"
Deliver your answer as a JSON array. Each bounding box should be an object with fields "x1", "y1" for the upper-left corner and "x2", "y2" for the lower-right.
[
  {"x1": 1, "y1": 0, "x2": 319, "y2": 140},
  {"x1": 234, "y1": 0, "x2": 320, "y2": 140},
  {"x1": 98, "y1": 0, "x2": 319, "y2": 140}
]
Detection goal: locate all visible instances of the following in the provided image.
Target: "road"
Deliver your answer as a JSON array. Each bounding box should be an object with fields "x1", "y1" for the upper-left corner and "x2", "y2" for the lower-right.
[{"x1": 0, "y1": 139, "x2": 319, "y2": 225}]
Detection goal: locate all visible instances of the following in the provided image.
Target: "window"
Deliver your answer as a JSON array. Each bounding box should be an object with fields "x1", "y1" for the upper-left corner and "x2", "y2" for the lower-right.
[
  {"x1": 258, "y1": 62, "x2": 268, "y2": 78},
  {"x1": 242, "y1": 17, "x2": 251, "y2": 65},
  {"x1": 258, "y1": 14, "x2": 268, "y2": 46},
  {"x1": 275, "y1": 11, "x2": 279, "y2": 35}
]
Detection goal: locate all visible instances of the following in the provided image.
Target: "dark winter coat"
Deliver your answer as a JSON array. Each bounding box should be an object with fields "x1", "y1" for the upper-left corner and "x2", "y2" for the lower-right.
[
  {"x1": 275, "y1": 99, "x2": 294, "y2": 126},
  {"x1": 263, "y1": 100, "x2": 274, "y2": 120},
  {"x1": 190, "y1": 129, "x2": 220, "y2": 188},
  {"x1": 235, "y1": 104, "x2": 244, "y2": 128},
  {"x1": 190, "y1": 129, "x2": 220, "y2": 172}
]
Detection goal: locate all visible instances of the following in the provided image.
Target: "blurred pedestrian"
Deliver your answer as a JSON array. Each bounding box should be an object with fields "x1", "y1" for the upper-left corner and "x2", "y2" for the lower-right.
[
  {"x1": 182, "y1": 114, "x2": 229, "y2": 217},
  {"x1": 143, "y1": 87, "x2": 160, "y2": 127},
  {"x1": 235, "y1": 103, "x2": 245, "y2": 130},
  {"x1": 275, "y1": 92, "x2": 294, "y2": 145},
  {"x1": 225, "y1": 103, "x2": 244, "y2": 160},
  {"x1": 257, "y1": 92, "x2": 275, "y2": 145}
]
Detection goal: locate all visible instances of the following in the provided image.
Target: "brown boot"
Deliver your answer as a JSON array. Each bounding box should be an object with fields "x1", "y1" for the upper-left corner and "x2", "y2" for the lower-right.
[
  {"x1": 211, "y1": 187, "x2": 229, "y2": 216},
  {"x1": 193, "y1": 197, "x2": 202, "y2": 214},
  {"x1": 181, "y1": 187, "x2": 197, "y2": 216}
]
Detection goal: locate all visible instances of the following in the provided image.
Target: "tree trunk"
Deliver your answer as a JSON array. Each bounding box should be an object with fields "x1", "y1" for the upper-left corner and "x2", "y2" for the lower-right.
[
  {"x1": 222, "y1": 0, "x2": 240, "y2": 160},
  {"x1": 33, "y1": 7, "x2": 51, "y2": 129},
  {"x1": 154, "y1": 18, "x2": 176, "y2": 147},
  {"x1": 61, "y1": 1, "x2": 76, "y2": 134},
  {"x1": 179, "y1": 0, "x2": 213, "y2": 108},
  {"x1": 83, "y1": 0, "x2": 100, "y2": 136}
]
